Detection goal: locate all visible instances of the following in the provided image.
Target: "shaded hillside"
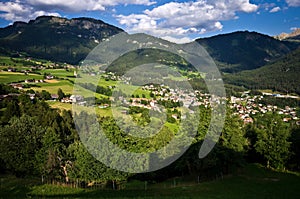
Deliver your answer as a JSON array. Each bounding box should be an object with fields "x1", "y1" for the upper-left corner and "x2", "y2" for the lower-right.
[
  {"x1": 0, "y1": 16, "x2": 123, "y2": 64},
  {"x1": 224, "y1": 48, "x2": 300, "y2": 95},
  {"x1": 196, "y1": 31, "x2": 298, "y2": 73}
]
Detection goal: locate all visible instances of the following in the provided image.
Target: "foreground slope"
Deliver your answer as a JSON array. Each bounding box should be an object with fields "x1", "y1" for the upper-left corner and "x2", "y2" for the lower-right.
[{"x1": 1, "y1": 164, "x2": 299, "y2": 199}]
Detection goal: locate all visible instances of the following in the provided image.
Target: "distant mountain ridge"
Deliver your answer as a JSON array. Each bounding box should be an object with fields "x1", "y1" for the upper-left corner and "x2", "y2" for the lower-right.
[
  {"x1": 196, "y1": 31, "x2": 298, "y2": 73},
  {"x1": 0, "y1": 16, "x2": 299, "y2": 73},
  {"x1": 224, "y1": 47, "x2": 300, "y2": 95},
  {"x1": 0, "y1": 16, "x2": 123, "y2": 64}
]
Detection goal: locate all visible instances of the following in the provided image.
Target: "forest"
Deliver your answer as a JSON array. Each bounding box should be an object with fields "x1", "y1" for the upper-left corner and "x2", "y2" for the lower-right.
[{"x1": 224, "y1": 48, "x2": 300, "y2": 95}]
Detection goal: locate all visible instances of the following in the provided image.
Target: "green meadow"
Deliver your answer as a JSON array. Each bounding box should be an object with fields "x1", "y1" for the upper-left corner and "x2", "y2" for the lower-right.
[
  {"x1": 31, "y1": 80, "x2": 74, "y2": 94},
  {"x1": 48, "y1": 101, "x2": 73, "y2": 111},
  {"x1": 0, "y1": 72, "x2": 43, "y2": 84},
  {"x1": 42, "y1": 69, "x2": 76, "y2": 79}
]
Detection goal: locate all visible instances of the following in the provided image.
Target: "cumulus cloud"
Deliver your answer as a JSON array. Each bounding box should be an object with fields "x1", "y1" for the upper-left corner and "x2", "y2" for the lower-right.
[
  {"x1": 0, "y1": 1, "x2": 60, "y2": 22},
  {"x1": 0, "y1": 0, "x2": 156, "y2": 23},
  {"x1": 117, "y1": 0, "x2": 258, "y2": 41},
  {"x1": 161, "y1": 36, "x2": 193, "y2": 44},
  {"x1": 26, "y1": 0, "x2": 156, "y2": 12},
  {"x1": 290, "y1": 27, "x2": 299, "y2": 31},
  {"x1": 269, "y1": 6, "x2": 281, "y2": 13},
  {"x1": 286, "y1": 0, "x2": 300, "y2": 7}
]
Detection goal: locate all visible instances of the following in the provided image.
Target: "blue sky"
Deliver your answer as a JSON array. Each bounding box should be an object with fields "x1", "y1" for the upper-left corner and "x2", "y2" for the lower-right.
[{"x1": 0, "y1": 0, "x2": 299, "y2": 43}]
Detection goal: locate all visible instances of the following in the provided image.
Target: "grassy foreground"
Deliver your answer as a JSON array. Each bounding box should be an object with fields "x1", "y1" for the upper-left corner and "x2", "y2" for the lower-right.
[{"x1": 1, "y1": 164, "x2": 299, "y2": 199}]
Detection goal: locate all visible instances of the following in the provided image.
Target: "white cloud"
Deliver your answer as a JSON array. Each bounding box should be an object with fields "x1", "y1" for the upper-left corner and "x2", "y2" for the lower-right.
[
  {"x1": 0, "y1": 1, "x2": 60, "y2": 22},
  {"x1": 0, "y1": 0, "x2": 156, "y2": 23},
  {"x1": 269, "y1": 6, "x2": 281, "y2": 13},
  {"x1": 26, "y1": 0, "x2": 156, "y2": 12},
  {"x1": 117, "y1": 0, "x2": 258, "y2": 41},
  {"x1": 286, "y1": 0, "x2": 300, "y2": 7},
  {"x1": 290, "y1": 27, "x2": 299, "y2": 31},
  {"x1": 260, "y1": 3, "x2": 276, "y2": 11},
  {"x1": 161, "y1": 36, "x2": 193, "y2": 44}
]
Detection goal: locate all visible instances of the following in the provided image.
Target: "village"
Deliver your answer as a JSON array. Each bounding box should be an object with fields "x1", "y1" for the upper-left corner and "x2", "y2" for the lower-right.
[
  {"x1": 230, "y1": 93, "x2": 299, "y2": 124},
  {"x1": 1, "y1": 69, "x2": 299, "y2": 125}
]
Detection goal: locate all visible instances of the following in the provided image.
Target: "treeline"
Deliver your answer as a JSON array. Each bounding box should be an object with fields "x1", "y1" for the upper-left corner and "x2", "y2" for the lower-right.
[
  {"x1": 0, "y1": 85, "x2": 299, "y2": 187},
  {"x1": 258, "y1": 95, "x2": 300, "y2": 109}
]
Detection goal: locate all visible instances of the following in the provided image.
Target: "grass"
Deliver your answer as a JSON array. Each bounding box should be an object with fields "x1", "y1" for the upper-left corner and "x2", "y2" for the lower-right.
[
  {"x1": 1, "y1": 164, "x2": 300, "y2": 199},
  {"x1": 30, "y1": 80, "x2": 74, "y2": 94},
  {"x1": 0, "y1": 56, "x2": 57, "y2": 68},
  {"x1": 76, "y1": 74, "x2": 117, "y2": 88},
  {"x1": 48, "y1": 101, "x2": 73, "y2": 111},
  {"x1": 116, "y1": 83, "x2": 151, "y2": 99},
  {"x1": 97, "y1": 78, "x2": 117, "y2": 87},
  {"x1": 42, "y1": 69, "x2": 75, "y2": 80},
  {"x1": 0, "y1": 56, "x2": 22, "y2": 66},
  {"x1": 0, "y1": 72, "x2": 43, "y2": 84},
  {"x1": 96, "y1": 107, "x2": 113, "y2": 117}
]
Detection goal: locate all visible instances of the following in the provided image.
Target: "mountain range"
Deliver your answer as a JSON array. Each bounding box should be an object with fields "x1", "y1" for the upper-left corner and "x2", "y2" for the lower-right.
[
  {"x1": 0, "y1": 16, "x2": 123, "y2": 64},
  {"x1": 196, "y1": 31, "x2": 298, "y2": 73},
  {"x1": 0, "y1": 16, "x2": 299, "y2": 94},
  {"x1": 0, "y1": 16, "x2": 299, "y2": 70}
]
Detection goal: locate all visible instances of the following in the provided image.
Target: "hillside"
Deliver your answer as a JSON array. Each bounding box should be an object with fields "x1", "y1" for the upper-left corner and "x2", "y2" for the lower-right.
[
  {"x1": 196, "y1": 31, "x2": 298, "y2": 73},
  {"x1": 0, "y1": 16, "x2": 123, "y2": 64},
  {"x1": 224, "y1": 47, "x2": 300, "y2": 94}
]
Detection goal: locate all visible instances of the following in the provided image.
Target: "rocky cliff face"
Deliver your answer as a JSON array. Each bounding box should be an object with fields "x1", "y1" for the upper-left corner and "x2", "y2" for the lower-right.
[{"x1": 275, "y1": 28, "x2": 300, "y2": 40}]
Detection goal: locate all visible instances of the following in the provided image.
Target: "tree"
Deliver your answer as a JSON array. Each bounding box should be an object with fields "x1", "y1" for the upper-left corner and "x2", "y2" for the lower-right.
[
  {"x1": 67, "y1": 141, "x2": 130, "y2": 187},
  {"x1": 0, "y1": 115, "x2": 45, "y2": 176},
  {"x1": 288, "y1": 126, "x2": 300, "y2": 171},
  {"x1": 254, "y1": 113, "x2": 291, "y2": 170},
  {"x1": 220, "y1": 110, "x2": 248, "y2": 153},
  {"x1": 41, "y1": 90, "x2": 51, "y2": 100},
  {"x1": 57, "y1": 88, "x2": 65, "y2": 100},
  {"x1": 216, "y1": 109, "x2": 248, "y2": 173},
  {"x1": 1, "y1": 100, "x2": 20, "y2": 124},
  {"x1": 35, "y1": 127, "x2": 67, "y2": 182}
]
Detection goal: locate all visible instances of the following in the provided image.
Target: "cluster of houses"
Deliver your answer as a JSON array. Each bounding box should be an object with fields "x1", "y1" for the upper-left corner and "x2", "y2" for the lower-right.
[
  {"x1": 142, "y1": 84, "x2": 212, "y2": 108},
  {"x1": 118, "y1": 83, "x2": 299, "y2": 125},
  {"x1": 113, "y1": 84, "x2": 214, "y2": 118},
  {"x1": 9, "y1": 79, "x2": 45, "y2": 90},
  {"x1": 60, "y1": 95, "x2": 85, "y2": 105},
  {"x1": 230, "y1": 94, "x2": 299, "y2": 124},
  {"x1": 25, "y1": 79, "x2": 44, "y2": 83},
  {"x1": 0, "y1": 93, "x2": 36, "y2": 101}
]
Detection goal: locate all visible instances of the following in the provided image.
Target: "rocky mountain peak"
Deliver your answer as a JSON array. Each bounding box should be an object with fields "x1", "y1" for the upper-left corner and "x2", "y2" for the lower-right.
[{"x1": 275, "y1": 28, "x2": 300, "y2": 40}]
